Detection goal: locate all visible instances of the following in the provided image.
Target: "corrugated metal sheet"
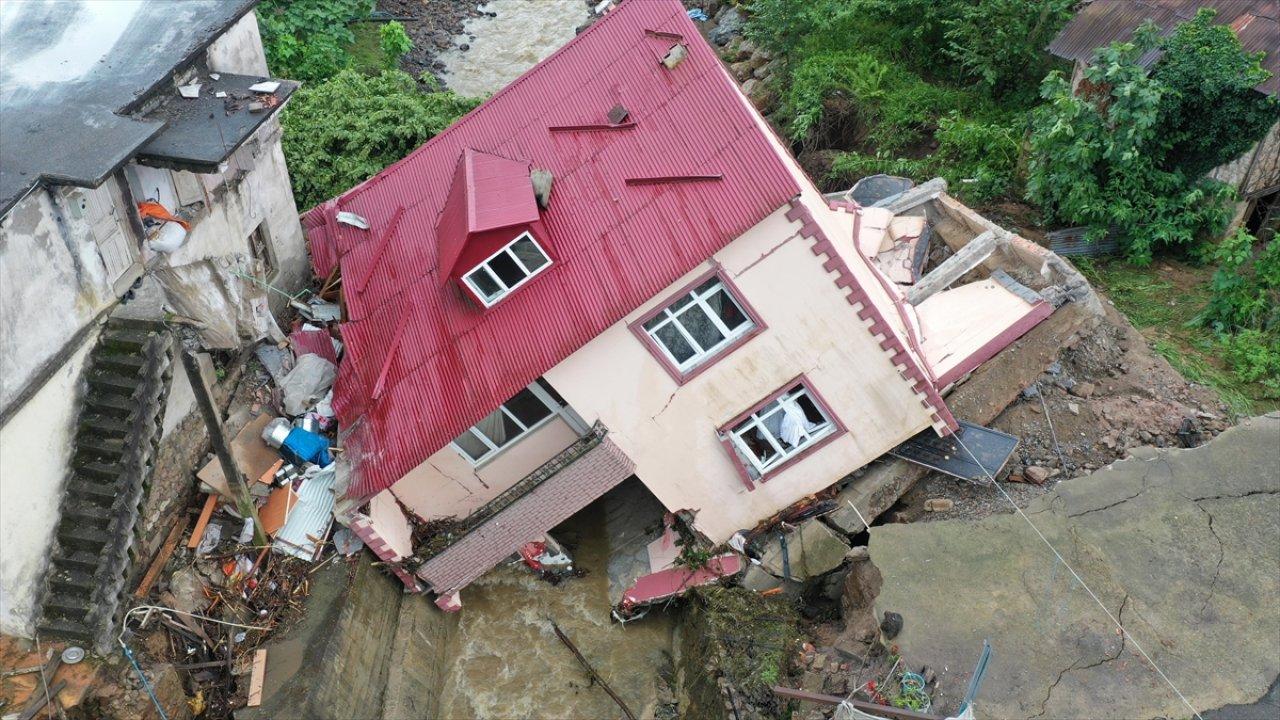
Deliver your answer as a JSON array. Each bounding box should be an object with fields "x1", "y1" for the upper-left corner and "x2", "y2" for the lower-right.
[
  {"x1": 301, "y1": 0, "x2": 801, "y2": 499},
  {"x1": 1049, "y1": 0, "x2": 1278, "y2": 96},
  {"x1": 273, "y1": 467, "x2": 336, "y2": 560}
]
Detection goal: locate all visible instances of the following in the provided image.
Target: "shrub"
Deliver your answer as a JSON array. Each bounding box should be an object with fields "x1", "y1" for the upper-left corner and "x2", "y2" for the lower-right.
[
  {"x1": 281, "y1": 70, "x2": 480, "y2": 210},
  {"x1": 941, "y1": 0, "x2": 1073, "y2": 98},
  {"x1": 1199, "y1": 229, "x2": 1280, "y2": 333},
  {"x1": 258, "y1": 0, "x2": 374, "y2": 82},
  {"x1": 379, "y1": 21, "x2": 413, "y2": 71}
]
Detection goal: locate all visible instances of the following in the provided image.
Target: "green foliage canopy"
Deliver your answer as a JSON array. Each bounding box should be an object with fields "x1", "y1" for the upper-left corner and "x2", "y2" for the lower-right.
[
  {"x1": 281, "y1": 70, "x2": 480, "y2": 210},
  {"x1": 258, "y1": 0, "x2": 375, "y2": 82}
]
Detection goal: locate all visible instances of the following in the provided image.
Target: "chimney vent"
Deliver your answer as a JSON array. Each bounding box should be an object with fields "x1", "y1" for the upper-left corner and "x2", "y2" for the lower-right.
[{"x1": 531, "y1": 169, "x2": 554, "y2": 209}]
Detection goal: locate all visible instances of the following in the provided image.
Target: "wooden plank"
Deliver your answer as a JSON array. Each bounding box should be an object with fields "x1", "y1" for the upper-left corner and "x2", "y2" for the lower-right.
[
  {"x1": 772, "y1": 686, "x2": 945, "y2": 720},
  {"x1": 187, "y1": 494, "x2": 219, "y2": 549},
  {"x1": 247, "y1": 649, "x2": 267, "y2": 707},
  {"x1": 17, "y1": 680, "x2": 66, "y2": 720},
  {"x1": 134, "y1": 517, "x2": 190, "y2": 598}
]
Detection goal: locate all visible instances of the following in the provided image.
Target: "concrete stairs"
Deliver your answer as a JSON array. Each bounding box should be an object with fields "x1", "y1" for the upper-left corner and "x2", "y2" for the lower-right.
[{"x1": 36, "y1": 318, "x2": 173, "y2": 651}]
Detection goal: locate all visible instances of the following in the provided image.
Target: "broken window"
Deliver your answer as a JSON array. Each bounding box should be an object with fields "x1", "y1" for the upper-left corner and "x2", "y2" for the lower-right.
[
  {"x1": 727, "y1": 384, "x2": 835, "y2": 478},
  {"x1": 462, "y1": 232, "x2": 551, "y2": 307},
  {"x1": 248, "y1": 222, "x2": 276, "y2": 282},
  {"x1": 451, "y1": 379, "x2": 564, "y2": 464},
  {"x1": 642, "y1": 277, "x2": 754, "y2": 372}
]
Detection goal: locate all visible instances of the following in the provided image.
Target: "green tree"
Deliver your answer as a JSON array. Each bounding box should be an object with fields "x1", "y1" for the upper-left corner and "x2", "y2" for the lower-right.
[
  {"x1": 258, "y1": 0, "x2": 375, "y2": 82},
  {"x1": 1149, "y1": 9, "x2": 1278, "y2": 178},
  {"x1": 1024, "y1": 18, "x2": 1267, "y2": 262},
  {"x1": 281, "y1": 70, "x2": 480, "y2": 210}
]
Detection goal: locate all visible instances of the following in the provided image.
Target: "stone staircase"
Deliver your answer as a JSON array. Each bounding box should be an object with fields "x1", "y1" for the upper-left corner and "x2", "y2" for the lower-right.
[{"x1": 36, "y1": 318, "x2": 173, "y2": 651}]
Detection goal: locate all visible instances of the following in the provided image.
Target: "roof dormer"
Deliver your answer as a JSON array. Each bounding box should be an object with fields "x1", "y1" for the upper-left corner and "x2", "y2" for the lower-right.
[{"x1": 437, "y1": 148, "x2": 550, "y2": 308}]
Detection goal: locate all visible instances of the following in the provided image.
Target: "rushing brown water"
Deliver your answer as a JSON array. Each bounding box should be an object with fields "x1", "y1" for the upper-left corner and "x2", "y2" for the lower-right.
[
  {"x1": 436, "y1": 509, "x2": 676, "y2": 719},
  {"x1": 437, "y1": 0, "x2": 590, "y2": 98}
]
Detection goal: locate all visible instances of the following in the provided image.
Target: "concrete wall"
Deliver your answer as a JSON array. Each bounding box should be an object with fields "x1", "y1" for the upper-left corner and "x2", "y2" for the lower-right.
[
  {"x1": 544, "y1": 197, "x2": 934, "y2": 544},
  {"x1": 206, "y1": 11, "x2": 270, "y2": 77},
  {"x1": 392, "y1": 415, "x2": 581, "y2": 521},
  {"x1": 0, "y1": 328, "x2": 97, "y2": 636},
  {"x1": 0, "y1": 188, "x2": 116, "y2": 413}
]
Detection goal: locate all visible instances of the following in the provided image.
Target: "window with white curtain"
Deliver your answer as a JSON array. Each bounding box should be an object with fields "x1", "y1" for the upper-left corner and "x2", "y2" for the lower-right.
[
  {"x1": 451, "y1": 379, "x2": 565, "y2": 464},
  {"x1": 727, "y1": 384, "x2": 834, "y2": 477}
]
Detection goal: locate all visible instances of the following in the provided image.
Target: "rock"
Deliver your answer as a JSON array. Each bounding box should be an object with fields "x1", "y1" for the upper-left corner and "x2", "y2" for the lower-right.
[
  {"x1": 740, "y1": 563, "x2": 784, "y2": 593},
  {"x1": 1067, "y1": 402, "x2": 1080, "y2": 415},
  {"x1": 842, "y1": 552, "x2": 883, "y2": 614},
  {"x1": 759, "y1": 519, "x2": 852, "y2": 579},
  {"x1": 707, "y1": 6, "x2": 743, "y2": 45},
  {"x1": 1029, "y1": 404, "x2": 1043, "y2": 414},
  {"x1": 880, "y1": 611, "x2": 904, "y2": 640},
  {"x1": 1021, "y1": 385, "x2": 1040, "y2": 400},
  {"x1": 1047, "y1": 361, "x2": 1062, "y2": 375},
  {"x1": 846, "y1": 545, "x2": 871, "y2": 562},
  {"x1": 729, "y1": 60, "x2": 753, "y2": 81},
  {"x1": 1024, "y1": 466, "x2": 1050, "y2": 484},
  {"x1": 1007, "y1": 473, "x2": 1026, "y2": 484},
  {"x1": 924, "y1": 498, "x2": 954, "y2": 512},
  {"x1": 1071, "y1": 382, "x2": 1096, "y2": 398}
]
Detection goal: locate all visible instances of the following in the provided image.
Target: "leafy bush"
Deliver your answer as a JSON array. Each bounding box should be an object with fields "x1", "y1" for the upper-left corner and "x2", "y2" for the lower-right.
[
  {"x1": 258, "y1": 0, "x2": 374, "y2": 82},
  {"x1": 1199, "y1": 229, "x2": 1280, "y2": 332},
  {"x1": 379, "y1": 21, "x2": 413, "y2": 71},
  {"x1": 1220, "y1": 330, "x2": 1280, "y2": 395},
  {"x1": 940, "y1": 0, "x2": 1073, "y2": 98},
  {"x1": 1026, "y1": 21, "x2": 1244, "y2": 263},
  {"x1": 281, "y1": 70, "x2": 480, "y2": 210}
]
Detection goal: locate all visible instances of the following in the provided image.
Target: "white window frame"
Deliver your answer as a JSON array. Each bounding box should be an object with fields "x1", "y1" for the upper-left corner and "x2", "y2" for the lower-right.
[
  {"x1": 643, "y1": 278, "x2": 755, "y2": 372},
  {"x1": 727, "y1": 385, "x2": 835, "y2": 477},
  {"x1": 451, "y1": 380, "x2": 567, "y2": 466},
  {"x1": 462, "y1": 231, "x2": 552, "y2": 307}
]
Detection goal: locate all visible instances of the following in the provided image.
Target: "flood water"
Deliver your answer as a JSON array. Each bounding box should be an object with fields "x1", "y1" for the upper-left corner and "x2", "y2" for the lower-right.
[
  {"x1": 438, "y1": 0, "x2": 590, "y2": 98},
  {"x1": 436, "y1": 508, "x2": 677, "y2": 719}
]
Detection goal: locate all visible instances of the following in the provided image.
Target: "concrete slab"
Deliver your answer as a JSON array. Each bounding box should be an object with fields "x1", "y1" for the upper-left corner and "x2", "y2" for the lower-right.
[
  {"x1": 870, "y1": 414, "x2": 1280, "y2": 718},
  {"x1": 759, "y1": 519, "x2": 851, "y2": 580}
]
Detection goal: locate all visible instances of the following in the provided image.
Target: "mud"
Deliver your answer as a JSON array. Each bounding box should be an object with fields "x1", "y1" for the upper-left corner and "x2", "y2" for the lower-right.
[{"x1": 436, "y1": 505, "x2": 677, "y2": 719}]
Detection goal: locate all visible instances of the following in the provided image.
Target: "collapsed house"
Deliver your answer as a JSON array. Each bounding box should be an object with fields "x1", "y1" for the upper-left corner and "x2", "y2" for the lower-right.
[
  {"x1": 301, "y1": 0, "x2": 1087, "y2": 612},
  {"x1": 0, "y1": 1, "x2": 307, "y2": 644}
]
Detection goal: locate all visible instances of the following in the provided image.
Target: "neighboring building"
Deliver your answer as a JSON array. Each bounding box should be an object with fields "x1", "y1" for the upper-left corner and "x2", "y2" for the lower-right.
[
  {"x1": 1049, "y1": 0, "x2": 1280, "y2": 239},
  {"x1": 0, "y1": 1, "x2": 306, "y2": 642},
  {"x1": 304, "y1": 0, "x2": 1064, "y2": 611}
]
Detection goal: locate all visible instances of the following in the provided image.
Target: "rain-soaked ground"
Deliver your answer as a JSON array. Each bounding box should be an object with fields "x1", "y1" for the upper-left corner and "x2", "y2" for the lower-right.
[
  {"x1": 436, "y1": 505, "x2": 677, "y2": 719},
  {"x1": 438, "y1": 0, "x2": 590, "y2": 97}
]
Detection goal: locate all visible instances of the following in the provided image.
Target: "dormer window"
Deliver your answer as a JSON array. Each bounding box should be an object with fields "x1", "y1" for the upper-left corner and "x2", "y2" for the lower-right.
[{"x1": 462, "y1": 231, "x2": 552, "y2": 307}]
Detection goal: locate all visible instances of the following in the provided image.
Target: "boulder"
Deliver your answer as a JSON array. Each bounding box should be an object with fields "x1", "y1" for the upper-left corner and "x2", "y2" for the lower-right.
[
  {"x1": 924, "y1": 498, "x2": 954, "y2": 512},
  {"x1": 758, "y1": 520, "x2": 852, "y2": 580},
  {"x1": 707, "y1": 7, "x2": 743, "y2": 45},
  {"x1": 1025, "y1": 465, "x2": 1051, "y2": 484},
  {"x1": 841, "y1": 551, "x2": 882, "y2": 614}
]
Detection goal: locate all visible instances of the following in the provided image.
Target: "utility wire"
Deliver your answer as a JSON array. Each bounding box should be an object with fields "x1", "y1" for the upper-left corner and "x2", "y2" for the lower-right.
[{"x1": 951, "y1": 435, "x2": 1204, "y2": 720}]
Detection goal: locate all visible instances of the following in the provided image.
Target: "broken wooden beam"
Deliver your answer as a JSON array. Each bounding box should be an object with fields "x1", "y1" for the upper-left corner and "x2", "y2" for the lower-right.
[
  {"x1": 134, "y1": 516, "x2": 190, "y2": 598},
  {"x1": 187, "y1": 493, "x2": 219, "y2": 550},
  {"x1": 247, "y1": 649, "x2": 267, "y2": 707},
  {"x1": 905, "y1": 230, "x2": 998, "y2": 305},
  {"x1": 772, "y1": 686, "x2": 945, "y2": 720}
]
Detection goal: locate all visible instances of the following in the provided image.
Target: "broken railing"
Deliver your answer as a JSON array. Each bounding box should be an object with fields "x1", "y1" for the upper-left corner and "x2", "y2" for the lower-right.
[{"x1": 416, "y1": 421, "x2": 609, "y2": 561}]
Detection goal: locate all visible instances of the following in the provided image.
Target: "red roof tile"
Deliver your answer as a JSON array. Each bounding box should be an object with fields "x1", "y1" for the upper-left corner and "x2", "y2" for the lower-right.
[{"x1": 303, "y1": 0, "x2": 801, "y2": 498}]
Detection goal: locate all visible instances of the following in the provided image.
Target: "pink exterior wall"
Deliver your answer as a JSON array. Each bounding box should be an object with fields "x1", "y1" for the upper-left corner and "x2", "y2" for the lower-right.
[
  {"x1": 543, "y1": 198, "x2": 936, "y2": 544},
  {"x1": 391, "y1": 415, "x2": 581, "y2": 521}
]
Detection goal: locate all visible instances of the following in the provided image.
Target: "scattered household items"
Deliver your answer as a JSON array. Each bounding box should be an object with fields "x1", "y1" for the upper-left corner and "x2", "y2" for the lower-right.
[
  {"x1": 60, "y1": 646, "x2": 85, "y2": 665},
  {"x1": 178, "y1": 83, "x2": 201, "y2": 98},
  {"x1": 248, "y1": 80, "x2": 280, "y2": 94},
  {"x1": 335, "y1": 210, "x2": 369, "y2": 229}
]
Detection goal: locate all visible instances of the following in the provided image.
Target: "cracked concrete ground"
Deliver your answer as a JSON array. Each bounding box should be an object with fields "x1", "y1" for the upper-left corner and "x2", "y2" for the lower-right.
[{"x1": 870, "y1": 414, "x2": 1280, "y2": 719}]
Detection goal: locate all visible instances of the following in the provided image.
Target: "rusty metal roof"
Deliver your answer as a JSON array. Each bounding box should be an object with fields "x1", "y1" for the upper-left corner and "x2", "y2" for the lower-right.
[
  {"x1": 1048, "y1": 0, "x2": 1279, "y2": 95},
  {"x1": 301, "y1": 0, "x2": 801, "y2": 499}
]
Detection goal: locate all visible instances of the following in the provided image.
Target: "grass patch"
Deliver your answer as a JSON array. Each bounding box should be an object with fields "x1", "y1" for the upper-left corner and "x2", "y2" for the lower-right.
[
  {"x1": 345, "y1": 21, "x2": 384, "y2": 74},
  {"x1": 1075, "y1": 257, "x2": 1276, "y2": 415}
]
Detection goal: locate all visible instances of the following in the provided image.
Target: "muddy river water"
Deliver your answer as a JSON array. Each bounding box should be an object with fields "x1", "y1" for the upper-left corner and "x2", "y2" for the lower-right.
[
  {"x1": 438, "y1": 0, "x2": 590, "y2": 98},
  {"x1": 436, "y1": 510, "x2": 676, "y2": 719}
]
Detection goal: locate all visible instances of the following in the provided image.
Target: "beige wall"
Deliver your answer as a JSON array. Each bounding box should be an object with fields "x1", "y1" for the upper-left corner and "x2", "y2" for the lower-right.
[
  {"x1": 543, "y1": 198, "x2": 934, "y2": 544},
  {"x1": 393, "y1": 415, "x2": 581, "y2": 521}
]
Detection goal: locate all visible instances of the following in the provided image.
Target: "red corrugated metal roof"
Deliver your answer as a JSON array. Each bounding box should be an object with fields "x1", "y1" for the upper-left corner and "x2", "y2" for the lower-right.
[
  {"x1": 302, "y1": 0, "x2": 801, "y2": 498},
  {"x1": 464, "y1": 149, "x2": 539, "y2": 233}
]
